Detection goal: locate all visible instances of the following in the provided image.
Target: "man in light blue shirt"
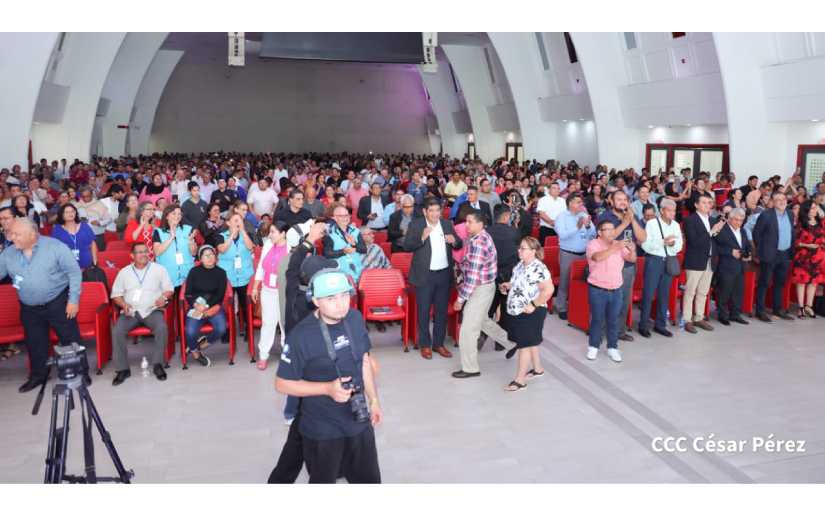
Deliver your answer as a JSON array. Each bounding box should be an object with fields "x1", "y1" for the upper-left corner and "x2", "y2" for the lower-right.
[
  {"x1": 0, "y1": 218, "x2": 83, "y2": 392},
  {"x1": 382, "y1": 189, "x2": 404, "y2": 227},
  {"x1": 554, "y1": 193, "x2": 596, "y2": 319}
]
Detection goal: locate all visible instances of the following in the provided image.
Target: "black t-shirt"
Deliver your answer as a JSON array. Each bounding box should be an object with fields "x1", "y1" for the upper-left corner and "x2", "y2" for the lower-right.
[
  {"x1": 598, "y1": 210, "x2": 640, "y2": 268},
  {"x1": 276, "y1": 309, "x2": 372, "y2": 440}
]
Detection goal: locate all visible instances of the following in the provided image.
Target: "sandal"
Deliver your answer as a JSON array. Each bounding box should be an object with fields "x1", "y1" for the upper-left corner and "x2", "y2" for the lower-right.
[
  {"x1": 804, "y1": 305, "x2": 816, "y2": 318},
  {"x1": 797, "y1": 307, "x2": 806, "y2": 319},
  {"x1": 1, "y1": 345, "x2": 21, "y2": 361},
  {"x1": 504, "y1": 380, "x2": 527, "y2": 392},
  {"x1": 526, "y1": 369, "x2": 545, "y2": 379}
]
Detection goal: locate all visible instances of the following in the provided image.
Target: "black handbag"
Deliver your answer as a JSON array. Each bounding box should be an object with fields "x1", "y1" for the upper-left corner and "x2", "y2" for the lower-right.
[
  {"x1": 82, "y1": 264, "x2": 110, "y2": 294},
  {"x1": 656, "y1": 218, "x2": 681, "y2": 277}
]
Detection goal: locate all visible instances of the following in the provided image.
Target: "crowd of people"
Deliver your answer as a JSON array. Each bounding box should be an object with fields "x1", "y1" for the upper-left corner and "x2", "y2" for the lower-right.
[{"x1": 1, "y1": 151, "x2": 824, "y2": 481}]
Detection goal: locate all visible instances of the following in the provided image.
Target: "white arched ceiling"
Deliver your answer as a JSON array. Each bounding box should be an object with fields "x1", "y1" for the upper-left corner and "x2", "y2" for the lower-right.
[
  {"x1": 0, "y1": 32, "x2": 60, "y2": 169},
  {"x1": 96, "y1": 32, "x2": 168, "y2": 158},
  {"x1": 487, "y1": 32, "x2": 558, "y2": 161},
  {"x1": 418, "y1": 50, "x2": 467, "y2": 158},
  {"x1": 31, "y1": 32, "x2": 127, "y2": 163},
  {"x1": 442, "y1": 43, "x2": 518, "y2": 163},
  {"x1": 127, "y1": 49, "x2": 185, "y2": 157}
]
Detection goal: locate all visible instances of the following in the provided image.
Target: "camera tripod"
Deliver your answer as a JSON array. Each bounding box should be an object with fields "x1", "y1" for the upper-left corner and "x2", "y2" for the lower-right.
[{"x1": 33, "y1": 368, "x2": 134, "y2": 483}]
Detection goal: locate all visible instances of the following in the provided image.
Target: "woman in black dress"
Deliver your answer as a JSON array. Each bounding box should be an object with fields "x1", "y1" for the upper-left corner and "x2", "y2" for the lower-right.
[{"x1": 499, "y1": 236, "x2": 555, "y2": 392}]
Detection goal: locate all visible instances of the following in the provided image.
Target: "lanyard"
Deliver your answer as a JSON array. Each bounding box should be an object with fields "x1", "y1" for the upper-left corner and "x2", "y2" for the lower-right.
[{"x1": 132, "y1": 263, "x2": 151, "y2": 286}]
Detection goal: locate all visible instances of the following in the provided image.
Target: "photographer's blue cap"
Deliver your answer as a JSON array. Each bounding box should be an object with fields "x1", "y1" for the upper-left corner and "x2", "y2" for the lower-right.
[{"x1": 311, "y1": 270, "x2": 352, "y2": 299}]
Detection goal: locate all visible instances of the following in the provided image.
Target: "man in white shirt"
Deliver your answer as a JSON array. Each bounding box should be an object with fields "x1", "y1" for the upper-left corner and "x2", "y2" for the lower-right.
[
  {"x1": 100, "y1": 184, "x2": 126, "y2": 234},
  {"x1": 682, "y1": 193, "x2": 726, "y2": 333},
  {"x1": 536, "y1": 182, "x2": 566, "y2": 243},
  {"x1": 196, "y1": 171, "x2": 218, "y2": 204},
  {"x1": 247, "y1": 177, "x2": 278, "y2": 218},
  {"x1": 76, "y1": 187, "x2": 112, "y2": 248},
  {"x1": 273, "y1": 163, "x2": 289, "y2": 185},
  {"x1": 638, "y1": 198, "x2": 683, "y2": 338}
]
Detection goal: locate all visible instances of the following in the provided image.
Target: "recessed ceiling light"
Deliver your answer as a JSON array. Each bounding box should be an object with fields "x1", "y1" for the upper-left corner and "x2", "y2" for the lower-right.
[
  {"x1": 579, "y1": 118, "x2": 585, "y2": 121},
  {"x1": 562, "y1": 119, "x2": 567, "y2": 122},
  {"x1": 813, "y1": 119, "x2": 820, "y2": 122},
  {"x1": 648, "y1": 125, "x2": 654, "y2": 129}
]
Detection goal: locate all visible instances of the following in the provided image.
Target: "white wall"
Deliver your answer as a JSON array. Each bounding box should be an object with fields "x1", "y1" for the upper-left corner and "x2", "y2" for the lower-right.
[
  {"x1": 418, "y1": 51, "x2": 466, "y2": 158},
  {"x1": 150, "y1": 58, "x2": 433, "y2": 154},
  {"x1": 31, "y1": 32, "x2": 127, "y2": 163},
  {"x1": 128, "y1": 49, "x2": 184, "y2": 156},
  {"x1": 782, "y1": 121, "x2": 825, "y2": 174},
  {"x1": 645, "y1": 125, "x2": 729, "y2": 144},
  {"x1": 556, "y1": 120, "x2": 598, "y2": 168},
  {"x1": 0, "y1": 32, "x2": 60, "y2": 169}
]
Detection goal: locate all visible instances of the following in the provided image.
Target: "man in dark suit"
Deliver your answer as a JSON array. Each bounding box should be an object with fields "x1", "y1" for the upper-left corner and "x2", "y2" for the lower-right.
[
  {"x1": 356, "y1": 182, "x2": 390, "y2": 231},
  {"x1": 484, "y1": 204, "x2": 520, "y2": 352},
  {"x1": 713, "y1": 207, "x2": 752, "y2": 325},
  {"x1": 682, "y1": 193, "x2": 726, "y2": 333},
  {"x1": 388, "y1": 194, "x2": 420, "y2": 253},
  {"x1": 404, "y1": 197, "x2": 463, "y2": 360},
  {"x1": 458, "y1": 186, "x2": 492, "y2": 226},
  {"x1": 752, "y1": 191, "x2": 795, "y2": 322}
]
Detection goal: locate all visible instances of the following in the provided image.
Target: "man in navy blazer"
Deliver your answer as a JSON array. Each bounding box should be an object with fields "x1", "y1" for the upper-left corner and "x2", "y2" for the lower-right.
[
  {"x1": 713, "y1": 207, "x2": 752, "y2": 325},
  {"x1": 682, "y1": 193, "x2": 726, "y2": 333},
  {"x1": 404, "y1": 197, "x2": 463, "y2": 360},
  {"x1": 751, "y1": 191, "x2": 795, "y2": 322}
]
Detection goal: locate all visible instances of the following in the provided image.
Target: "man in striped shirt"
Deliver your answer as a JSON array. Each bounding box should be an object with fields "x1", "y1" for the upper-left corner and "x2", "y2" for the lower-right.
[{"x1": 452, "y1": 209, "x2": 512, "y2": 379}]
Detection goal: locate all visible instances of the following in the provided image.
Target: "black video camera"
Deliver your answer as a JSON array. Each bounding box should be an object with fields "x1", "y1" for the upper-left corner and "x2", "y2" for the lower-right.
[
  {"x1": 341, "y1": 378, "x2": 370, "y2": 423},
  {"x1": 47, "y1": 343, "x2": 89, "y2": 382}
]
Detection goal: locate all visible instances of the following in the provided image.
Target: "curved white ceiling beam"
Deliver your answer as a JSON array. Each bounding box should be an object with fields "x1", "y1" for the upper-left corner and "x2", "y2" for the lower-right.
[
  {"x1": 0, "y1": 32, "x2": 60, "y2": 169},
  {"x1": 128, "y1": 49, "x2": 185, "y2": 157},
  {"x1": 442, "y1": 43, "x2": 515, "y2": 163},
  {"x1": 31, "y1": 32, "x2": 127, "y2": 163},
  {"x1": 569, "y1": 32, "x2": 643, "y2": 169},
  {"x1": 418, "y1": 51, "x2": 468, "y2": 158},
  {"x1": 487, "y1": 32, "x2": 557, "y2": 161},
  {"x1": 714, "y1": 33, "x2": 788, "y2": 178},
  {"x1": 96, "y1": 32, "x2": 168, "y2": 158}
]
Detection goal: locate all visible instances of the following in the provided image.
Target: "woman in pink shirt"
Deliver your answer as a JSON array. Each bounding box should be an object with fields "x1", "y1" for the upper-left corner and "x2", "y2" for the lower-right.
[
  {"x1": 250, "y1": 220, "x2": 289, "y2": 370},
  {"x1": 138, "y1": 172, "x2": 172, "y2": 206}
]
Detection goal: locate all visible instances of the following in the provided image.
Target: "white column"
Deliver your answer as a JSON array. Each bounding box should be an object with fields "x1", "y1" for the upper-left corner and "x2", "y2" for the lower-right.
[
  {"x1": 0, "y1": 32, "x2": 60, "y2": 169},
  {"x1": 31, "y1": 32, "x2": 127, "y2": 163},
  {"x1": 488, "y1": 32, "x2": 558, "y2": 161},
  {"x1": 129, "y1": 50, "x2": 184, "y2": 156},
  {"x1": 97, "y1": 32, "x2": 168, "y2": 158},
  {"x1": 418, "y1": 55, "x2": 466, "y2": 158}
]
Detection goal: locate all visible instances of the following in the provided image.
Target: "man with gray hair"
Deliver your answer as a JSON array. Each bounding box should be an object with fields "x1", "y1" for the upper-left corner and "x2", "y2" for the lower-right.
[
  {"x1": 713, "y1": 207, "x2": 752, "y2": 325},
  {"x1": 387, "y1": 194, "x2": 419, "y2": 253},
  {"x1": 0, "y1": 218, "x2": 83, "y2": 393},
  {"x1": 639, "y1": 198, "x2": 683, "y2": 338}
]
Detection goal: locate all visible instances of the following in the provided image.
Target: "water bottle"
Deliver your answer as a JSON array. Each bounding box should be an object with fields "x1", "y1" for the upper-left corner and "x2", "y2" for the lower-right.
[
  {"x1": 141, "y1": 356, "x2": 149, "y2": 378},
  {"x1": 678, "y1": 317, "x2": 685, "y2": 330},
  {"x1": 397, "y1": 295, "x2": 403, "y2": 307}
]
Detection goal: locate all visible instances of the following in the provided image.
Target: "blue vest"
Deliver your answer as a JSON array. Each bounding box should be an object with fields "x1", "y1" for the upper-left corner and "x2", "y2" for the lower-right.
[
  {"x1": 218, "y1": 230, "x2": 254, "y2": 287},
  {"x1": 153, "y1": 225, "x2": 195, "y2": 287},
  {"x1": 328, "y1": 223, "x2": 364, "y2": 281}
]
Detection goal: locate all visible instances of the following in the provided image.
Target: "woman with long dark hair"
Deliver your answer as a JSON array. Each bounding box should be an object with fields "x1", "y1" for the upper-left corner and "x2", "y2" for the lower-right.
[
  {"x1": 11, "y1": 194, "x2": 39, "y2": 226},
  {"x1": 153, "y1": 205, "x2": 197, "y2": 289},
  {"x1": 138, "y1": 172, "x2": 172, "y2": 206},
  {"x1": 51, "y1": 203, "x2": 97, "y2": 270},
  {"x1": 250, "y1": 220, "x2": 290, "y2": 370},
  {"x1": 791, "y1": 202, "x2": 825, "y2": 318}
]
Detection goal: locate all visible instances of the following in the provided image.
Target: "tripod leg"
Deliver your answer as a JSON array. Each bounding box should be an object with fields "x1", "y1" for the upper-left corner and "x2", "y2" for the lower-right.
[
  {"x1": 56, "y1": 389, "x2": 73, "y2": 483},
  {"x1": 80, "y1": 395, "x2": 97, "y2": 484},
  {"x1": 44, "y1": 388, "x2": 61, "y2": 483},
  {"x1": 80, "y1": 386, "x2": 132, "y2": 483}
]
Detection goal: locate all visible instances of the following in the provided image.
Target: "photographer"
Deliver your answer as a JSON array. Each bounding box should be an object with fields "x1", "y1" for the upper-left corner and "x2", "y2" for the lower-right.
[{"x1": 275, "y1": 269, "x2": 382, "y2": 484}]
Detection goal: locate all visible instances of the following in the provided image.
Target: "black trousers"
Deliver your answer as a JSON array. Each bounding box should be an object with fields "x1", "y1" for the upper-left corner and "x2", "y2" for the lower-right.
[
  {"x1": 302, "y1": 426, "x2": 381, "y2": 484},
  {"x1": 232, "y1": 285, "x2": 248, "y2": 331},
  {"x1": 19, "y1": 288, "x2": 81, "y2": 380},
  {"x1": 268, "y1": 413, "x2": 304, "y2": 484},
  {"x1": 539, "y1": 226, "x2": 557, "y2": 244},
  {"x1": 756, "y1": 252, "x2": 791, "y2": 313},
  {"x1": 414, "y1": 268, "x2": 451, "y2": 349},
  {"x1": 716, "y1": 269, "x2": 744, "y2": 320}
]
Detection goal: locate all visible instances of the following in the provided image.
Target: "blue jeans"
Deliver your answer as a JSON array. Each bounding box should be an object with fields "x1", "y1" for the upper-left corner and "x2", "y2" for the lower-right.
[
  {"x1": 588, "y1": 284, "x2": 623, "y2": 349},
  {"x1": 184, "y1": 308, "x2": 227, "y2": 352},
  {"x1": 639, "y1": 256, "x2": 673, "y2": 331}
]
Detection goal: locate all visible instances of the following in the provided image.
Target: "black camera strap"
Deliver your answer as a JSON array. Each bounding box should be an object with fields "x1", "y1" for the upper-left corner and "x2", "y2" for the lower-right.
[{"x1": 318, "y1": 316, "x2": 359, "y2": 380}]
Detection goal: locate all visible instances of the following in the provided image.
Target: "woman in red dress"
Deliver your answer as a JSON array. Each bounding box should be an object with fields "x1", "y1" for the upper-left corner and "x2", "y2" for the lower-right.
[{"x1": 791, "y1": 203, "x2": 825, "y2": 318}]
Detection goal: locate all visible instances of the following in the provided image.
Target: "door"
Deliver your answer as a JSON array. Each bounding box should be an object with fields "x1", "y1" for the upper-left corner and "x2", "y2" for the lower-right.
[{"x1": 467, "y1": 143, "x2": 476, "y2": 160}]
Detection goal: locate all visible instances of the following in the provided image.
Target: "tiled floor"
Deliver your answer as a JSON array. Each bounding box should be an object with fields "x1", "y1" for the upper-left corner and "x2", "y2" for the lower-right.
[{"x1": 1, "y1": 311, "x2": 823, "y2": 483}]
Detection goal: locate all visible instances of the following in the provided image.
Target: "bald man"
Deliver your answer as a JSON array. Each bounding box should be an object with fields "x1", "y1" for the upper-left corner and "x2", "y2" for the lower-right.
[{"x1": 0, "y1": 218, "x2": 83, "y2": 392}]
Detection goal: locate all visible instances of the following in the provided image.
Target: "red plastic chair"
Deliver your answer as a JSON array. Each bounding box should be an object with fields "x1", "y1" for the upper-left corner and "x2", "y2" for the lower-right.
[
  {"x1": 111, "y1": 302, "x2": 177, "y2": 365},
  {"x1": 543, "y1": 235, "x2": 559, "y2": 248},
  {"x1": 389, "y1": 252, "x2": 413, "y2": 280},
  {"x1": 442, "y1": 206, "x2": 451, "y2": 220},
  {"x1": 104, "y1": 231, "x2": 120, "y2": 244},
  {"x1": 543, "y1": 246, "x2": 561, "y2": 287},
  {"x1": 40, "y1": 224, "x2": 52, "y2": 236},
  {"x1": 0, "y1": 284, "x2": 27, "y2": 367},
  {"x1": 567, "y1": 259, "x2": 590, "y2": 332},
  {"x1": 389, "y1": 252, "x2": 415, "y2": 345},
  {"x1": 48, "y1": 282, "x2": 112, "y2": 375},
  {"x1": 741, "y1": 268, "x2": 757, "y2": 316},
  {"x1": 245, "y1": 282, "x2": 263, "y2": 363},
  {"x1": 379, "y1": 242, "x2": 392, "y2": 258},
  {"x1": 178, "y1": 280, "x2": 237, "y2": 368},
  {"x1": 358, "y1": 269, "x2": 410, "y2": 350},
  {"x1": 99, "y1": 249, "x2": 132, "y2": 269},
  {"x1": 104, "y1": 240, "x2": 130, "y2": 253},
  {"x1": 373, "y1": 231, "x2": 388, "y2": 244},
  {"x1": 626, "y1": 256, "x2": 645, "y2": 328}
]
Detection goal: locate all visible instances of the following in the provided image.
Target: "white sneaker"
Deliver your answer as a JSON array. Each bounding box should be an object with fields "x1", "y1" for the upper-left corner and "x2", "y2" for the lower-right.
[
  {"x1": 607, "y1": 348, "x2": 623, "y2": 363},
  {"x1": 586, "y1": 347, "x2": 598, "y2": 360}
]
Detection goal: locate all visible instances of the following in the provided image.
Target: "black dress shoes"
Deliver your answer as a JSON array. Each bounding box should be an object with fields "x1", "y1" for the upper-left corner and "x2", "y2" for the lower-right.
[
  {"x1": 654, "y1": 327, "x2": 673, "y2": 337},
  {"x1": 18, "y1": 377, "x2": 44, "y2": 393},
  {"x1": 153, "y1": 363, "x2": 167, "y2": 381},
  {"x1": 618, "y1": 334, "x2": 635, "y2": 342},
  {"x1": 638, "y1": 328, "x2": 652, "y2": 338},
  {"x1": 776, "y1": 310, "x2": 794, "y2": 321},
  {"x1": 451, "y1": 370, "x2": 481, "y2": 379},
  {"x1": 494, "y1": 342, "x2": 506, "y2": 352},
  {"x1": 718, "y1": 318, "x2": 731, "y2": 326},
  {"x1": 112, "y1": 370, "x2": 131, "y2": 386},
  {"x1": 730, "y1": 316, "x2": 749, "y2": 325},
  {"x1": 756, "y1": 312, "x2": 772, "y2": 323},
  {"x1": 558, "y1": 312, "x2": 568, "y2": 320}
]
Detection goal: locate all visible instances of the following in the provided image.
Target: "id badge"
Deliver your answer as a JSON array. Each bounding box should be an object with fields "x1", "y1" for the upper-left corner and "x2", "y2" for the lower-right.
[
  {"x1": 72, "y1": 249, "x2": 80, "y2": 260},
  {"x1": 269, "y1": 273, "x2": 277, "y2": 287},
  {"x1": 234, "y1": 256, "x2": 242, "y2": 269},
  {"x1": 175, "y1": 252, "x2": 184, "y2": 265},
  {"x1": 132, "y1": 289, "x2": 142, "y2": 303},
  {"x1": 12, "y1": 274, "x2": 23, "y2": 290}
]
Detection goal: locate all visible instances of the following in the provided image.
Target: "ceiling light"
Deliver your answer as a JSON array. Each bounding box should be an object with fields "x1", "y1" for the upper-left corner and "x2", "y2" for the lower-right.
[
  {"x1": 648, "y1": 125, "x2": 654, "y2": 129},
  {"x1": 562, "y1": 119, "x2": 567, "y2": 122},
  {"x1": 813, "y1": 119, "x2": 820, "y2": 122},
  {"x1": 579, "y1": 118, "x2": 585, "y2": 121}
]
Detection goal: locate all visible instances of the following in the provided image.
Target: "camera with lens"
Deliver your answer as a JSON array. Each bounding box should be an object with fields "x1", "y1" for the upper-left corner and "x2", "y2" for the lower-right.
[
  {"x1": 341, "y1": 379, "x2": 370, "y2": 423},
  {"x1": 47, "y1": 343, "x2": 89, "y2": 381}
]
